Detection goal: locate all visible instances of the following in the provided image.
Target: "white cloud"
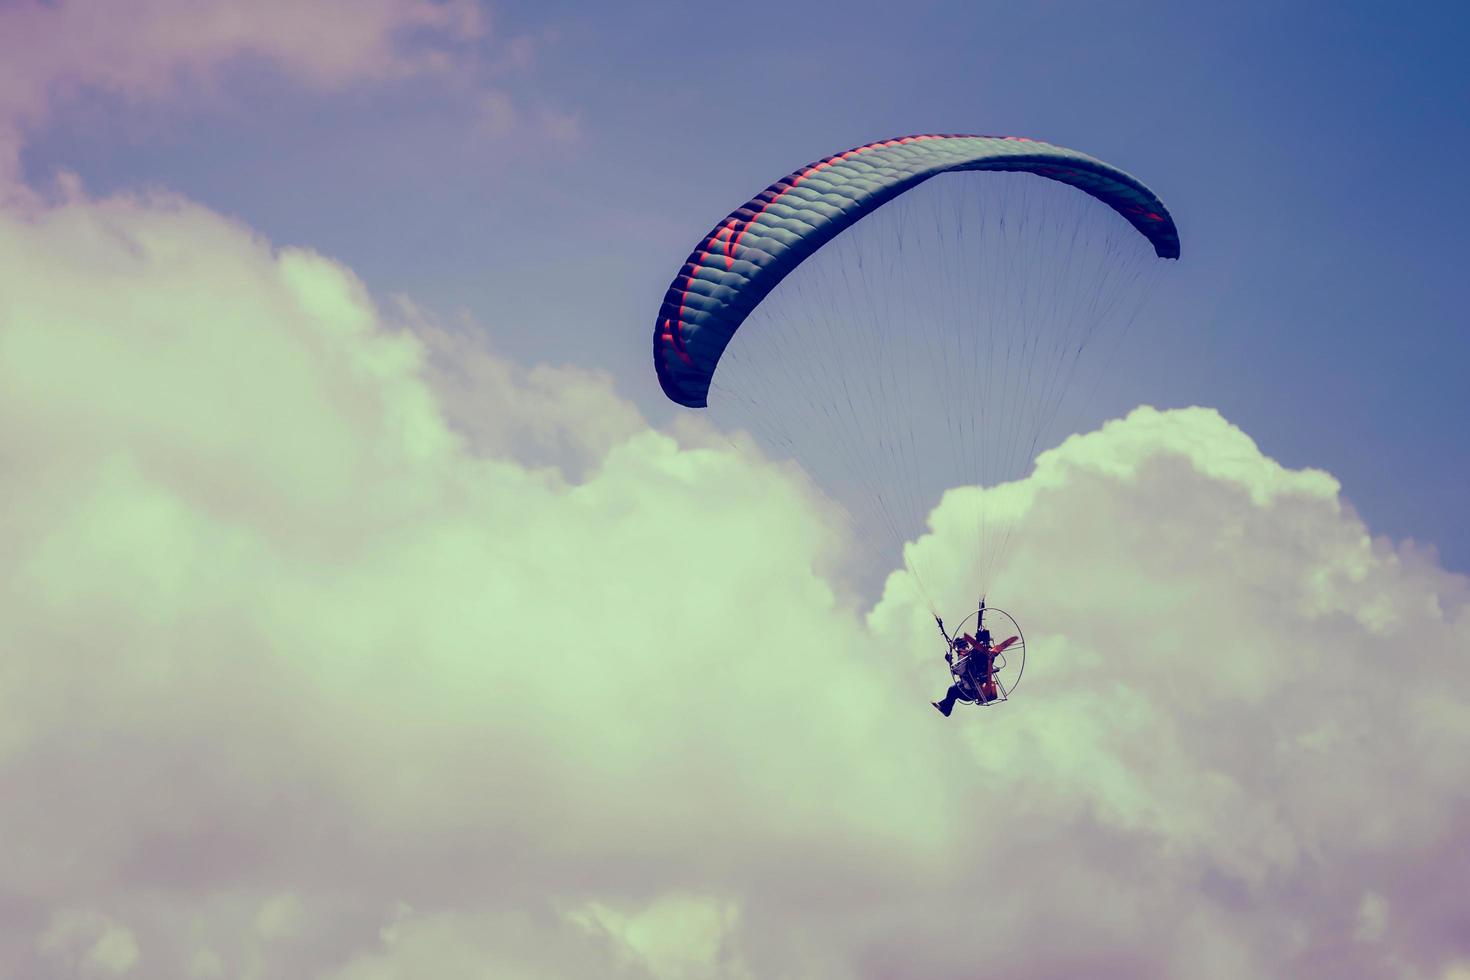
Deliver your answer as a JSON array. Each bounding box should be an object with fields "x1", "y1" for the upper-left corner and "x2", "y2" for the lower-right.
[
  {"x1": 254, "y1": 893, "x2": 307, "y2": 941},
  {"x1": 567, "y1": 895, "x2": 750, "y2": 980},
  {"x1": 38, "y1": 909, "x2": 141, "y2": 976},
  {"x1": 1, "y1": 178, "x2": 1467, "y2": 980},
  {"x1": 1356, "y1": 889, "x2": 1389, "y2": 942}
]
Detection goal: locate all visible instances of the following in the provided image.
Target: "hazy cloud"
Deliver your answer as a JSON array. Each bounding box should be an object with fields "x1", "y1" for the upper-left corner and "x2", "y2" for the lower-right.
[{"x1": 0, "y1": 0, "x2": 583, "y2": 195}]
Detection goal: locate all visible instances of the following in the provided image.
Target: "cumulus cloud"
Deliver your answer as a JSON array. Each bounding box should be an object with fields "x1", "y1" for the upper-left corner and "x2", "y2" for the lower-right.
[
  {"x1": 0, "y1": 183, "x2": 945, "y2": 977},
  {"x1": 865, "y1": 406, "x2": 1470, "y2": 978},
  {"x1": 1, "y1": 161, "x2": 1468, "y2": 980}
]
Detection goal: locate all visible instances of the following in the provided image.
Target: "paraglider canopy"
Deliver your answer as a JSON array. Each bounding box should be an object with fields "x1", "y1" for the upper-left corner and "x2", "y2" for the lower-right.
[
  {"x1": 651, "y1": 131, "x2": 1179, "y2": 610},
  {"x1": 654, "y1": 133, "x2": 1178, "y2": 409}
]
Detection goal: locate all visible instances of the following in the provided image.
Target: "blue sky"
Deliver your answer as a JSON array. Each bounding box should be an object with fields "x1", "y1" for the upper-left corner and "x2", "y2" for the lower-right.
[
  {"x1": 6, "y1": 3, "x2": 1470, "y2": 976},
  {"x1": 23, "y1": 0, "x2": 1469, "y2": 568}
]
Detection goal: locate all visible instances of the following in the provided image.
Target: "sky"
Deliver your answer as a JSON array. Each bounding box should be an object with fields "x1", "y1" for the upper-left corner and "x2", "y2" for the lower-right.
[{"x1": 1, "y1": 1, "x2": 1468, "y2": 979}]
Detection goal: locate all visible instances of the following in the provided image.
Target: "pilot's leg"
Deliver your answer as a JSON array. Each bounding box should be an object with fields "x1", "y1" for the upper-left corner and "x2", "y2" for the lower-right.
[{"x1": 932, "y1": 684, "x2": 962, "y2": 716}]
